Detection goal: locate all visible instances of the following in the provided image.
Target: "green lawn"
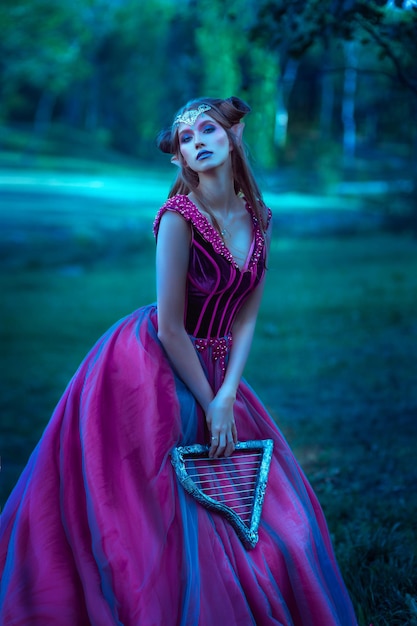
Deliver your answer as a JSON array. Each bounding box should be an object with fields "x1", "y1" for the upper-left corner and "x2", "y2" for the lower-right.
[{"x1": 1, "y1": 180, "x2": 417, "y2": 624}]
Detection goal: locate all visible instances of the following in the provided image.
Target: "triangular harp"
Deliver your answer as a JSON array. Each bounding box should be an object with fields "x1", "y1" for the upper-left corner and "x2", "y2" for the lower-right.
[{"x1": 171, "y1": 439, "x2": 274, "y2": 550}]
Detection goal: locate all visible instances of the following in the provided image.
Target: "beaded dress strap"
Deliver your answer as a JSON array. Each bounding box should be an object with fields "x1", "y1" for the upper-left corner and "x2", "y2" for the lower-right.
[{"x1": 153, "y1": 195, "x2": 269, "y2": 272}]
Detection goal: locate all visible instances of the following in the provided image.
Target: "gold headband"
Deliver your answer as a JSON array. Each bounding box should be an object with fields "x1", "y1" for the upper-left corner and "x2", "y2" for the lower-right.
[{"x1": 174, "y1": 104, "x2": 212, "y2": 127}]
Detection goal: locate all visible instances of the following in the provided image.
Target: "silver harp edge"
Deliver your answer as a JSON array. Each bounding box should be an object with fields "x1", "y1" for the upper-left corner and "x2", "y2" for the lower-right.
[{"x1": 171, "y1": 439, "x2": 274, "y2": 550}]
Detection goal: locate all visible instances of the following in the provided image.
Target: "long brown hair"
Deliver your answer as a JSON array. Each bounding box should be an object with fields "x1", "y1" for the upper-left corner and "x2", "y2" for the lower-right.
[{"x1": 156, "y1": 96, "x2": 268, "y2": 232}]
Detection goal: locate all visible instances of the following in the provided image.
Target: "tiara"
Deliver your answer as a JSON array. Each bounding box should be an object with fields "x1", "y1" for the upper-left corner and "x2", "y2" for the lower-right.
[{"x1": 174, "y1": 104, "x2": 212, "y2": 127}]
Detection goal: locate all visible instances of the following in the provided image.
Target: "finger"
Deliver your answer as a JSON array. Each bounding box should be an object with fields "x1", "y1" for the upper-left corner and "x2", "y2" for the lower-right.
[
  {"x1": 224, "y1": 436, "x2": 235, "y2": 458},
  {"x1": 213, "y1": 432, "x2": 227, "y2": 459},
  {"x1": 231, "y1": 422, "x2": 238, "y2": 444},
  {"x1": 209, "y1": 434, "x2": 219, "y2": 458}
]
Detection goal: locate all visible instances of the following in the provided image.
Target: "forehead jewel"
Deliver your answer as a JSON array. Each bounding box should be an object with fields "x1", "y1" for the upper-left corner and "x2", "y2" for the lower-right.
[{"x1": 174, "y1": 104, "x2": 212, "y2": 127}]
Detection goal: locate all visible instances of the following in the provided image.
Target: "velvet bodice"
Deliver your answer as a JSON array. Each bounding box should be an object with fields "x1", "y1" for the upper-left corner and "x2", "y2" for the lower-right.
[{"x1": 153, "y1": 195, "x2": 270, "y2": 339}]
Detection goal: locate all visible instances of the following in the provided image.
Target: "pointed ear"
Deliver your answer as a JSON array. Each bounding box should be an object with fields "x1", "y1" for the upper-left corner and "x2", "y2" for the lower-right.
[
  {"x1": 231, "y1": 122, "x2": 245, "y2": 144},
  {"x1": 171, "y1": 154, "x2": 182, "y2": 168}
]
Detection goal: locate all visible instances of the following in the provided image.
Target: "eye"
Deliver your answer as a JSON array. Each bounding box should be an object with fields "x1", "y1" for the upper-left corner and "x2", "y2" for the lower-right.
[
  {"x1": 180, "y1": 134, "x2": 192, "y2": 144},
  {"x1": 203, "y1": 125, "x2": 215, "y2": 134}
]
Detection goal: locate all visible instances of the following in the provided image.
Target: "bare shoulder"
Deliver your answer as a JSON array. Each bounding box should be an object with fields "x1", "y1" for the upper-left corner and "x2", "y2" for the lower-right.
[
  {"x1": 156, "y1": 208, "x2": 192, "y2": 265},
  {"x1": 159, "y1": 207, "x2": 191, "y2": 229},
  {"x1": 157, "y1": 206, "x2": 191, "y2": 236}
]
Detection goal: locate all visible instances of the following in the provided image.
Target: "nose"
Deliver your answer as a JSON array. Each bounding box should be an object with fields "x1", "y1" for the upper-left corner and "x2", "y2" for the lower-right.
[{"x1": 194, "y1": 132, "x2": 205, "y2": 148}]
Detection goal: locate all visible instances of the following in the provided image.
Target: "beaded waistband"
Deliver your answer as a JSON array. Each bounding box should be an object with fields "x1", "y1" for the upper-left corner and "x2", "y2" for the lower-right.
[{"x1": 193, "y1": 334, "x2": 233, "y2": 361}]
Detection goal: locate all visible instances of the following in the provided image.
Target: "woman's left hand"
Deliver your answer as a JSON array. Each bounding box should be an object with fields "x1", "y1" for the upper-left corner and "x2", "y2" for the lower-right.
[{"x1": 206, "y1": 394, "x2": 238, "y2": 458}]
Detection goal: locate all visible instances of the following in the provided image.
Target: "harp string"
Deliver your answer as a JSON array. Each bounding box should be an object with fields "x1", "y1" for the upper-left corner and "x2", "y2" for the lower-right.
[
  {"x1": 185, "y1": 452, "x2": 261, "y2": 466},
  {"x1": 191, "y1": 479, "x2": 257, "y2": 490},
  {"x1": 183, "y1": 451, "x2": 262, "y2": 522},
  {"x1": 171, "y1": 439, "x2": 274, "y2": 549}
]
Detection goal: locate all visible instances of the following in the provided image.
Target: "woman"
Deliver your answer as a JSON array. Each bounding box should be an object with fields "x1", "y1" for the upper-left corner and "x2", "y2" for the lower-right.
[{"x1": 0, "y1": 97, "x2": 357, "y2": 625}]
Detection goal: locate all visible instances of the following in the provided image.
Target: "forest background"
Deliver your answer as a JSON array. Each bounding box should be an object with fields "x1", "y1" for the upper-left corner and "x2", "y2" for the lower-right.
[{"x1": 1, "y1": 1, "x2": 417, "y2": 625}]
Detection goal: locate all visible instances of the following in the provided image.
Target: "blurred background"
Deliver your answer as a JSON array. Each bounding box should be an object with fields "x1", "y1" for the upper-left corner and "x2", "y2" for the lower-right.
[{"x1": 1, "y1": 1, "x2": 417, "y2": 624}]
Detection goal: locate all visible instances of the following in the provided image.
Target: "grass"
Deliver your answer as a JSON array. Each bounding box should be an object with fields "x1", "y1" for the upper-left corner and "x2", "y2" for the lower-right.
[
  {"x1": 1, "y1": 181, "x2": 417, "y2": 624},
  {"x1": 253, "y1": 234, "x2": 417, "y2": 626}
]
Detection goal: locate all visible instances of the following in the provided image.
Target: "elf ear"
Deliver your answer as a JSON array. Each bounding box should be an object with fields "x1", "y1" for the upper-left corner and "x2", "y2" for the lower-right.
[
  {"x1": 231, "y1": 122, "x2": 245, "y2": 144},
  {"x1": 170, "y1": 155, "x2": 182, "y2": 168}
]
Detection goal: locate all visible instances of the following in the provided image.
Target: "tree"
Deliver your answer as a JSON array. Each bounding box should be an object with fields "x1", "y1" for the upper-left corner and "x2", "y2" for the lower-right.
[
  {"x1": 182, "y1": 0, "x2": 279, "y2": 167},
  {"x1": 251, "y1": 0, "x2": 417, "y2": 94},
  {"x1": 250, "y1": 0, "x2": 417, "y2": 161},
  {"x1": 0, "y1": 0, "x2": 90, "y2": 129}
]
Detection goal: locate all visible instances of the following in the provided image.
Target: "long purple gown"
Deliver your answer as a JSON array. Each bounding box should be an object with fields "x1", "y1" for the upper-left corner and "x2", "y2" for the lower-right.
[{"x1": 0, "y1": 195, "x2": 357, "y2": 625}]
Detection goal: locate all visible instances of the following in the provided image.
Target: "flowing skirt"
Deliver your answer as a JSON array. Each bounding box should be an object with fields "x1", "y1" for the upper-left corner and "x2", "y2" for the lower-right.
[{"x1": 0, "y1": 305, "x2": 357, "y2": 625}]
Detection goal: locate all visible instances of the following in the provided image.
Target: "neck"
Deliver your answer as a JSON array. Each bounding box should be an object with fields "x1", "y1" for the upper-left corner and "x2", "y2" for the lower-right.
[{"x1": 195, "y1": 169, "x2": 239, "y2": 215}]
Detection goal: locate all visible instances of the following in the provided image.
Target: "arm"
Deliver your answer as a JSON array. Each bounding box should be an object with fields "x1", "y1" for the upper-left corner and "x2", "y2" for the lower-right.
[
  {"x1": 156, "y1": 210, "x2": 214, "y2": 412},
  {"x1": 206, "y1": 277, "x2": 266, "y2": 457},
  {"x1": 208, "y1": 222, "x2": 272, "y2": 458}
]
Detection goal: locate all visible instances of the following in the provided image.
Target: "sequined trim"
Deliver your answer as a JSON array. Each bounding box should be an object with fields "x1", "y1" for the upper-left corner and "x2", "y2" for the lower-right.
[
  {"x1": 194, "y1": 334, "x2": 233, "y2": 358},
  {"x1": 193, "y1": 334, "x2": 233, "y2": 372},
  {"x1": 153, "y1": 194, "x2": 270, "y2": 272}
]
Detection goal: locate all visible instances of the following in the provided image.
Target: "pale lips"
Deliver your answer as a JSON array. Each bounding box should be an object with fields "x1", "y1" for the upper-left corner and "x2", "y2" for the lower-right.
[{"x1": 196, "y1": 150, "x2": 213, "y2": 161}]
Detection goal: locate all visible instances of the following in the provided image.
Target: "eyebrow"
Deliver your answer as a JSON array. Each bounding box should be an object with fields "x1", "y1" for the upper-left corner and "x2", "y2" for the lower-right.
[{"x1": 178, "y1": 118, "x2": 216, "y2": 136}]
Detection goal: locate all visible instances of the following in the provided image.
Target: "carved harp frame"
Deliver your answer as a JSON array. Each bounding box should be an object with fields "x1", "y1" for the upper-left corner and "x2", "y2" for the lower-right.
[{"x1": 171, "y1": 439, "x2": 274, "y2": 550}]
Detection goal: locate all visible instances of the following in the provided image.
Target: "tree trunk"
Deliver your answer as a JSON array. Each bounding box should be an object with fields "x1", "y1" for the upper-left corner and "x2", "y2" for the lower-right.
[
  {"x1": 85, "y1": 68, "x2": 100, "y2": 132},
  {"x1": 274, "y1": 58, "x2": 299, "y2": 148},
  {"x1": 34, "y1": 90, "x2": 56, "y2": 135},
  {"x1": 26, "y1": 90, "x2": 57, "y2": 158},
  {"x1": 342, "y1": 41, "x2": 358, "y2": 165},
  {"x1": 319, "y1": 56, "x2": 335, "y2": 139},
  {"x1": 62, "y1": 86, "x2": 83, "y2": 126}
]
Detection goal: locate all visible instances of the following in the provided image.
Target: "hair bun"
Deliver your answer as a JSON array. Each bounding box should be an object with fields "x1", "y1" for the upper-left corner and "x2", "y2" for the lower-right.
[
  {"x1": 218, "y1": 96, "x2": 251, "y2": 125},
  {"x1": 226, "y1": 96, "x2": 251, "y2": 117},
  {"x1": 156, "y1": 128, "x2": 173, "y2": 154}
]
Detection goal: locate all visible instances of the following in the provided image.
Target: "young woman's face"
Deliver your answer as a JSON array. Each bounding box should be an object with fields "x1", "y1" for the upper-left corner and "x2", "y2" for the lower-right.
[{"x1": 177, "y1": 114, "x2": 232, "y2": 173}]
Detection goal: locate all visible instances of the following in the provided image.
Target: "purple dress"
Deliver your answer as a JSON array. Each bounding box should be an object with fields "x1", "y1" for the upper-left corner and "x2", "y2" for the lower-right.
[{"x1": 0, "y1": 195, "x2": 357, "y2": 625}]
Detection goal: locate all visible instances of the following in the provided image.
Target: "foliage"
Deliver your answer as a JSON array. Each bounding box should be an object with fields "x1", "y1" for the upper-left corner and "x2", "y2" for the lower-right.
[
  {"x1": 0, "y1": 0, "x2": 87, "y2": 123},
  {"x1": 250, "y1": 0, "x2": 417, "y2": 92},
  {"x1": 0, "y1": 0, "x2": 416, "y2": 172},
  {"x1": 192, "y1": 0, "x2": 246, "y2": 97},
  {"x1": 0, "y1": 0, "x2": 280, "y2": 164},
  {"x1": 248, "y1": 0, "x2": 417, "y2": 174}
]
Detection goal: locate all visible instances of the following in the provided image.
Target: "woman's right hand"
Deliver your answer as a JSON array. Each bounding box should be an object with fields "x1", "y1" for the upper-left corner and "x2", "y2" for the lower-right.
[{"x1": 206, "y1": 394, "x2": 238, "y2": 459}]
